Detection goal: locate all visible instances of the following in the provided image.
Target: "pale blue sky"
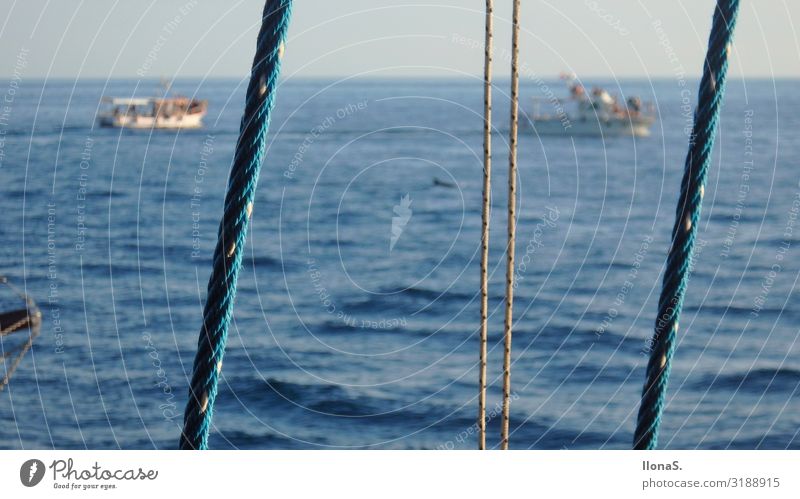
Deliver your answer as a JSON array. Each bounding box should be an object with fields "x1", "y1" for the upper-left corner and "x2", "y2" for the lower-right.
[{"x1": 1, "y1": 0, "x2": 798, "y2": 79}]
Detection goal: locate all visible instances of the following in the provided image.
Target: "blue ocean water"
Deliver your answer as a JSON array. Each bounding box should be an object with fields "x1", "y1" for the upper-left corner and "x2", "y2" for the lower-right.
[{"x1": 0, "y1": 77, "x2": 798, "y2": 449}]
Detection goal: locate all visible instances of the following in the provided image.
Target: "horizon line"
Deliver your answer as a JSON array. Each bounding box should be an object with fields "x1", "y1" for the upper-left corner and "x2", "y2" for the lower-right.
[{"x1": 2, "y1": 74, "x2": 799, "y2": 82}]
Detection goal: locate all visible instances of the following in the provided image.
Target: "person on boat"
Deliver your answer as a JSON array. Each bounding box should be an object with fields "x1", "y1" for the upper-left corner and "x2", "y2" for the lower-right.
[
  {"x1": 627, "y1": 96, "x2": 642, "y2": 117},
  {"x1": 591, "y1": 87, "x2": 614, "y2": 106}
]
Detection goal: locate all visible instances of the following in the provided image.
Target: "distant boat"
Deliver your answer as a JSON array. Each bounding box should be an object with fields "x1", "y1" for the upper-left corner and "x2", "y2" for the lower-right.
[
  {"x1": 98, "y1": 82, "x2": 207, "y2": 129},
  {"x1": 528, "y1": 75, "x2": 655, "y2": 137}
]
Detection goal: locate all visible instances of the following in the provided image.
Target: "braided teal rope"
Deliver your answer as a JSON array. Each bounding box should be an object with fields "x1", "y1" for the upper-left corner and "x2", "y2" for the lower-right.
[
  {"x1": 179, "y1": 0, "x2": 292, "y2": 450},
  {"x1": 633, "y1": 0, "x2": 739, "y2": 450}
]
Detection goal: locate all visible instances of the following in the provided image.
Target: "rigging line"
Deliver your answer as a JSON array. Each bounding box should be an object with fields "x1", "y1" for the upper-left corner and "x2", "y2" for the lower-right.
[
  {"x1": 478, "y1": 0, "x2": 494, "y2": 451},
  {"x1": 633, "y1": 0, "x2": 740, "y2": 450},
  {"x1": 501, "y1": 0, "x2": 521, "y2": 451},
  {"x1": 179, "y1": 0, "x2": 292, "y2": 450}
]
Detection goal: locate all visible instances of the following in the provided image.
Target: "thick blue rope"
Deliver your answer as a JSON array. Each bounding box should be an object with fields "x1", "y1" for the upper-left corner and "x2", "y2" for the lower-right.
[
  {"x1": 179, "y1": 0, "x2": 292, "y2": 450},
  {"x1": 633, "y1": 0, "x2": 739, "y2": 450}
]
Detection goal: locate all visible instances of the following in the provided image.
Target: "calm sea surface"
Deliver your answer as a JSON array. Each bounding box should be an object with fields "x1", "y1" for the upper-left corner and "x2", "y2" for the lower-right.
[{"x1": 1, "y1": 77, "x2": 799, "y2": 449}]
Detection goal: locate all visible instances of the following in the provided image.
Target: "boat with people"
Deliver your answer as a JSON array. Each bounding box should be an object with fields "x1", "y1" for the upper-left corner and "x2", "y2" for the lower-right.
[
  {"x1": 527, "y1": 74, "x2": 655, "y2": 137},
  {"x1": 97, "y1": 82, "x2": 208, "y2": 129}
]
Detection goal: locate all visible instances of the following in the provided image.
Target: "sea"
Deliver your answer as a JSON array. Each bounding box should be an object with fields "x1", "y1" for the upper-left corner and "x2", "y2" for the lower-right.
[{"x1": 1, "y1": 77, "x2": 799, "y2": 449}]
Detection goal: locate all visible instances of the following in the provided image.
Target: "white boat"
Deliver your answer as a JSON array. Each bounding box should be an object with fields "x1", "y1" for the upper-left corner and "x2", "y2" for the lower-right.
[
  {"x1": 527, "y1": 77, "x2": 655, "y2": 137},
  {"x1": 98, "y1": 93, "x2": 207, "y2": 129}
]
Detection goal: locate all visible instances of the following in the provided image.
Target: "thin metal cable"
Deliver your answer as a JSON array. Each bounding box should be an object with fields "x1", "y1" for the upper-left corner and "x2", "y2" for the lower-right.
[
  {"x1": 478, "y1": 0, "x2": 494, "y2": 451},
  {"x1": 501, "y1": 0, "x2": 521, "y2": 451}
]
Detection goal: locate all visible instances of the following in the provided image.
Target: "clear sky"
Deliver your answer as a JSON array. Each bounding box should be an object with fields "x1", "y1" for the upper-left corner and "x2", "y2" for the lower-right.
[{"x1": 1, "y1": 0, "x2": 798, "y2": 80}]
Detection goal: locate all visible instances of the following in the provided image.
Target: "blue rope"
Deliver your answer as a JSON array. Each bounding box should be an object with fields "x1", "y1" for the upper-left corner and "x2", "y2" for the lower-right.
[
  {"x1": 633, "y1": 0, "x2": 739, "y2": 450},
  {"x1": 179, "y1": 0, "x2": 292, "y2": 450}
]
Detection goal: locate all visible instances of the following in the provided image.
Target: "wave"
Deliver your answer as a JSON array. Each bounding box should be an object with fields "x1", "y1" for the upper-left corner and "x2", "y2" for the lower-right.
[
  {"x1": 240, "y1": 255, "x2": 283, "y2": 269},
  {"x1": 309, "y1": 319, "x2": 413, "y2": 335},
  {"x1": 277, "y1": 128, "x2": 484, "y2": 139},
  {"x1": 77, "y1": 260, "x2": 164, "y2": 278},
  {"x1": 705, "y1": 434, "x2": 800, "y2": 450},
  {"x1": 0, "y1": 124, "x2": 102, "y2": 137},
  {"x1": 683, "y1": 304, "x2": 791, "y2": 319},
  {"x1": 220, "y1": 377, "x2": 389, "y2": 418},
  {"x1": 580, "y1": 261, "x2": 638, "y2": 272},
  {"x1": 692, "y1": 367, "x2": 800, "y2": 394},
  {"x1": 708, "y1": 211, "x2": 773, "y2": 225},
  {"x1": 209, "y1": 429, "x2": 302, "y2": 450},
  {"x1": 398, "y1": 285, "x2": 474, "y2": 303},
  {"x1": 337, "y1": 286, "x2": 475, "y2": 316}
]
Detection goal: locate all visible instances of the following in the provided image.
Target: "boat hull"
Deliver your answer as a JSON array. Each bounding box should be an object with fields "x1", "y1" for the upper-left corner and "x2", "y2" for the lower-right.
[
  {"x1": 529, "y1": 116, "x2": 654, "y2": 137},
  {"x1": 97, "y1": 111, "x2": 206, "y2": 129}
]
